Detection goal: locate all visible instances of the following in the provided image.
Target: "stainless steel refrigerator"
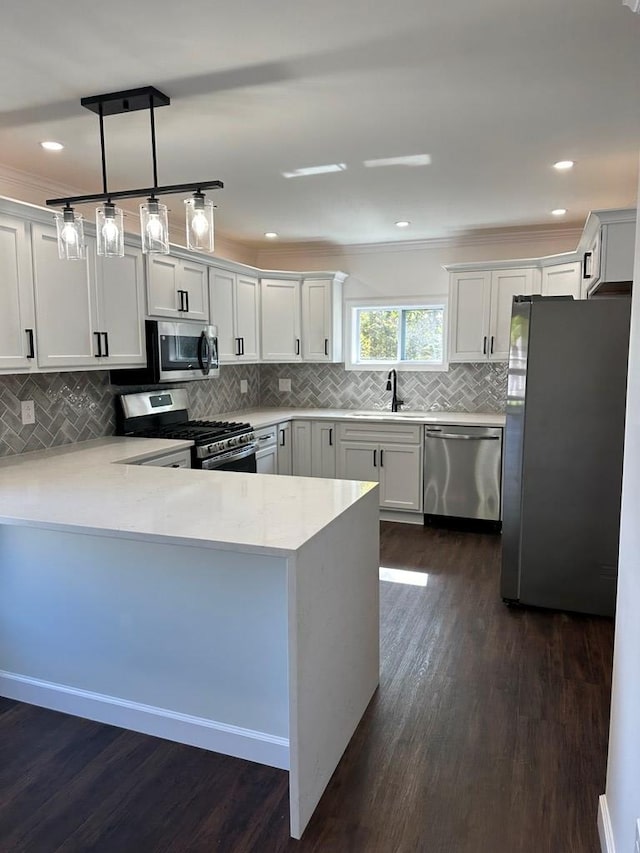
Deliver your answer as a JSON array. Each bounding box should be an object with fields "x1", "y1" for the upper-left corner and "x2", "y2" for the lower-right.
[{"x1": 501, "y1": 295, "x2": 631, "y2": 617}]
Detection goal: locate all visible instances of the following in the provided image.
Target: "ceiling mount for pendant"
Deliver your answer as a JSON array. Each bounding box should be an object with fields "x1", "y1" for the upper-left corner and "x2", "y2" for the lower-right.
[{"x1": 46, "y1": 85, "x2": 223, "y2": 258}]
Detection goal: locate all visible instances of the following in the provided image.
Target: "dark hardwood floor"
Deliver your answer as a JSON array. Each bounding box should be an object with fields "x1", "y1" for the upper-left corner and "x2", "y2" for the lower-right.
[{"x1": 0, "y1": 523, "x2": 613, "y2": 852}]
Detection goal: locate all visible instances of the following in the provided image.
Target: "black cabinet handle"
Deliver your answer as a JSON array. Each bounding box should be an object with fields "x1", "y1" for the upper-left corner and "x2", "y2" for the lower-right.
[
  {"x1": 280, "y1": 429, "x2": 286, "y2": 447},
  {"x1": 185, "y1": 290, "x2": 190, "y2": 313},
  {"x1": 25, "y1": 329, "x2": 35, "y2": 359},
  {"x1": 373, "y1": 449, "x2": 377, "y2": 468},
  {"x1": 380, "y1": 449, "x2": 384, "y2": 467},
  {"x1": 490, "y1": 335, "x2": 494, "y2": 355},
  {"x1": 94, "y1": 331, "x2": 102, "y2": 357},
  {"x1": 235, "y1": 338, "x2": 241, "y2": 356},
  {"x1": 483, "y1": 336, "x2": 487, "y2": 355},
  {"x1": 177, "y1": 290, "x2": 184, "y2": 311},
  {"x1": 329, "y1": 428, "x2": 333, "y2": 446},
  {"x1": 103, "y1": 332, "x2": 109, "y2": 357},
  {"x1": 324, "y1": 338, "x2": 329, "y2": 356},
  {"x1": 240, "y1": 337, "x2": 245, "y2": 356},
  {"x1": 583, "y1": 252, "x2": 592, "y2": 280},
  {"x1": 295, "y1": 338, "x2": 300, "y2": 356}
]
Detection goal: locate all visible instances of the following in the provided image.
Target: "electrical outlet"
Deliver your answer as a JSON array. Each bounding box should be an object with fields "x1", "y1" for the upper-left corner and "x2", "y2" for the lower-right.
[
  {"x1": 279, "y1": 378, "x2": 292, "y2": 393},
  {"x1": 21, "y1": 400, "x2": 35, "y2": 425},
  {"x1": 240, "y1": 379, "x2": 248, "y2": 394}
]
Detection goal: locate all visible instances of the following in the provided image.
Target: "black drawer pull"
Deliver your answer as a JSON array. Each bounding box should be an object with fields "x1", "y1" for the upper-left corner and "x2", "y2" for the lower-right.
[
  {"x1": 280, "y1": 429, "x2": 286, "y2": 447},
  {"x1": 329, "y1": 428, "x2": 333, "y2": 446},
  {"x1": 373, "y1": 449, "x2": 377, "y2": 468}
]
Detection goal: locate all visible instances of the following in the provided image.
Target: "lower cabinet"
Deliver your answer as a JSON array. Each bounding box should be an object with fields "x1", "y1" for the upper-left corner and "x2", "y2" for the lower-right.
[
  {"x1": 336, "y1": 422, "x2": 423, "y2": 513},
  {"x1": 255, "y1": 425, "x2": 279, "y2": 474},
  {"x1": 311, "y1": 422, "x2": 336, "y2": 478},
  {"x1": 292, "y1": 420, "x2": 313, "y2": 476},
  {"x1": 277, "y1": 422, "x2": 293, "y2": 475}
]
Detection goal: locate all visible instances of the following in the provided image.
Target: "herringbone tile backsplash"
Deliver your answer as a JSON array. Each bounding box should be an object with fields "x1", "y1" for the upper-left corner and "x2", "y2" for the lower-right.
[
  {"x1": 0, "y1": 362, "x2": 505, "y2": 457},
  {"x1": 260, "y1": 363, "x2": 508, "y2": 412}
]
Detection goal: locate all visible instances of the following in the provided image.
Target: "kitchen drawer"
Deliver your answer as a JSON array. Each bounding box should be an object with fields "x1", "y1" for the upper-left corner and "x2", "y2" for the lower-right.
[
  {"x1": 336, "y1": 421, "x2": 422, "y2": 445},
  {"x1": 139, "y1": 449, "x2": 192, "y2": 468},
  {"x1": 254, "y1": 424, "x2": 278, "y2": 448}
]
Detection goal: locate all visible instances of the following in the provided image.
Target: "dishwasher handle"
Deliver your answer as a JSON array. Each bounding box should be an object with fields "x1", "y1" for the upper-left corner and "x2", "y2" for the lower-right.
[{"x1": 426, "y1": 431, "x2": 500, "y2": 441}]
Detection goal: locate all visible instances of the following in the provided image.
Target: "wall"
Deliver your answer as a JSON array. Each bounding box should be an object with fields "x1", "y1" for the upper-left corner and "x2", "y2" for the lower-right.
[
  {"x1": 261, "y1": 363, "x2": 507, "y2": 413},
  {"x1": 0, "y1": 365, "x2": 259, "y2": 457},
  {"x1": 603, "y1": 163, "x2": 640, "y2": 852}
]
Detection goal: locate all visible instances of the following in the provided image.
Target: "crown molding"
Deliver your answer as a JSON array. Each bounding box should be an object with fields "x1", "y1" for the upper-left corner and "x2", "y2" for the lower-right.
[{"x1": 255, "y1": 225, "x2": 584, "y2": 260}]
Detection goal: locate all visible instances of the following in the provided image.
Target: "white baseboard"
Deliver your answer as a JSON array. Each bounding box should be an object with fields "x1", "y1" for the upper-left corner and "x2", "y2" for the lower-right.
[
  {"x1": 598, "y1": 795, "x2": 616, "y2": 853},
  {"x1": 379, "y1": 510, "x2": 424, "y2": 525},
  {"x1": 0, "y1": 670, "x2": 289, "y2": 770}
]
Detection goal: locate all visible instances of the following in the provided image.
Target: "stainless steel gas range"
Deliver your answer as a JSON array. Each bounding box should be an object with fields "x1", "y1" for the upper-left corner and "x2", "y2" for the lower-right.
[{"x1": 117, "y1": 389, "x2": 257, "y2": 472}]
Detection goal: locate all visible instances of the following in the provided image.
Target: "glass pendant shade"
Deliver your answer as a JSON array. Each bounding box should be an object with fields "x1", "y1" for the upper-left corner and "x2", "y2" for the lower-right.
[
  {"x1": 139, "y1": 198, "x2": 169, "y2": 254},
  {"x1": 185, "y1": 192, "x2": 214, "y2": 253},
  {"x1": 96, "y1": 202, "x2": 124, "y2": 257},
  {"x1": 55, "y1": 207, "x2": 86, "y2": 260}
]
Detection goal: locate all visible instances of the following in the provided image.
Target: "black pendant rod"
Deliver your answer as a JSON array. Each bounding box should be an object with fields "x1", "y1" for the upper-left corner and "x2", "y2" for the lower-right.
[
  {"x1": 46, "y1": 180, "x2": 224, "y2": 208},
  {"x1": 149, "y1": 93, "x2": 159, "y2": 192},
  {"x1": 98, "y1": 102, "x2": 109, "y2": 197}
]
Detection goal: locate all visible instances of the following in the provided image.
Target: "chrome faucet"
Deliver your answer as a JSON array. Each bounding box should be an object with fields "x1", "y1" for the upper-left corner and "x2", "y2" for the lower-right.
[{"x1": 386, "y1": 369, "x2": 404, "y2": 412}]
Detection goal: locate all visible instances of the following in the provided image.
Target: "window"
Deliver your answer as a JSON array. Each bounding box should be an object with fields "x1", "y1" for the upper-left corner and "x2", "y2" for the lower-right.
[{"x1": 347, "y1": 299, "x2": 447, "y2": 371}]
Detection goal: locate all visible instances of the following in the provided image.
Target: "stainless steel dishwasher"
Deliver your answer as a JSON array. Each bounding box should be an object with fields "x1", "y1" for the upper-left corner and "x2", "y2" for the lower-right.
[{"x1": 424, "y1": 425, "x2": 503, "y2": 521}]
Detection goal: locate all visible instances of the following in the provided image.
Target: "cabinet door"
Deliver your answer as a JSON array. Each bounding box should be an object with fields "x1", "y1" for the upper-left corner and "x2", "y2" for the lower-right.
[
  {"x1": 336, "y1": 440, "x2": 378, "y2": 483},
  {"x1": 210, "y1": 269, "x2": 237, "y2": 362},
  {"x1": 96, "y1": 244, "x2": 146, "y2": 365},
  {"x1": 277, "y1": 422, "x2": 293, "y2": 476},
  {"x1": 0, "y1": 214, "x2": 36, "y2": 371},
  {"x1": 449, "y1": 272, "x2": 492, "y2": 362},
  {"x1": 32, "y1": 224, "x2": 99, "y2": 368},
  {"x1": 146, "y1": 255, "x2": 181, "y2": 317},
  {"x1": 379, "y1": 443, "x2": 423, "y2": 512},
  {"x1": 292, "y1": 420, "x2": 312, "y2": 476},
  {"x1": 256, "y1": 445, "x2": 278, "y2": 475},
  {"x1": 311, "y1": 421, "x2": 336, "y2": 478},
  {"x1": 488, "y1": 269, "x2": 534, "y2": 361},
  {"x1": 582, "y1": 231, "x2": 601, "y2": 292},
  {"x1": 236, "y1": 275, "x2": 260, "y2": 361},
  {"x1": 261, "y1": 279, "x2": 301, "y2": 361},
  {"x1": 180, "y1": 260, "x2": 209, "y2": 321},
  {"x1": 302, "y1": 279, "x2": 332, "y2": 361},
  {"x1": 541, "y1": 263, "x2": 581, "y2": 299}
]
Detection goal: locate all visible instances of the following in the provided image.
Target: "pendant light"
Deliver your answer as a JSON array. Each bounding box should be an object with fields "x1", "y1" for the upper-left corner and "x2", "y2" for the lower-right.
[
  {"x1": 96, "y1": 202, "x2": 124, "y2": 257},
  {"x1": 46, "y1": 87, "x2": 223, "y2": 259},
  {"x1": 54, "y1": 205, "x2": 86, "y2": 260},
  {"x1": 185, "y1": 191, "x2": 215, "y2": 252},
  {"x1": 140, "y1": 197, "x2": 170, "y2": 254}
]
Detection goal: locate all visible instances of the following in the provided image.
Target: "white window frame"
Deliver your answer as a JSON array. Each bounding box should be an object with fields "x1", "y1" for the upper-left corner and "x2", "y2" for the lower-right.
[{"x1": 344, "y1": 295, "x2": 449, "y2": 372}]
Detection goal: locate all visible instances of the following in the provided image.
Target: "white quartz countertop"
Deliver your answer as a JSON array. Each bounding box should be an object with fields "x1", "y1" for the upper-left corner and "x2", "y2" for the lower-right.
[
  {"x1": 220, "y1": 407, "x2": 506, "y2": 429},
  {"x1": 0, "y1": 438, "x2": 376, "y2": 557}
]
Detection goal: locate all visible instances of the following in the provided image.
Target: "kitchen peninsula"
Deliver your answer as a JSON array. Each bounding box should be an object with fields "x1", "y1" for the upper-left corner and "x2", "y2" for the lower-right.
[{"x1": 0, "y1": 438, "x2": 380, "y2": 839}]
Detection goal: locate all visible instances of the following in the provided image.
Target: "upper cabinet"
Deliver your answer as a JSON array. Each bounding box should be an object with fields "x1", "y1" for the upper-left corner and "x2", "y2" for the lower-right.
[
  {"x1": 449, "y1": 268, "x2": 534, "y2": 362},
  {"x1": 540, "y1": 262, "x2": 582, "y2": 299},
  {"x1": 261, "y1": 274, "x2": 345, "y2": 363},
  {"x1": 579, "y1": 209, "x2": 636, "y2": 297},
  {"x1": 32, "y1": 223, "x2": 146, "y2": 370},
  {"x1": 146, "y1": 254, "x2": 209, "y2": 321},
  {"x1": 0, "y1": 213, "x2": 36, "y2": 371},
  {"x1": 210, "y1": 268, "x2": 260, "y2": 362}
]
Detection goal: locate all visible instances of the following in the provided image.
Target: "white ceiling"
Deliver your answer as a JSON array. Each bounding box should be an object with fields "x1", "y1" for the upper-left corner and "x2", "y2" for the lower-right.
[{"x1": 1, "y1": 0, "x2": 639, "y2": 247}]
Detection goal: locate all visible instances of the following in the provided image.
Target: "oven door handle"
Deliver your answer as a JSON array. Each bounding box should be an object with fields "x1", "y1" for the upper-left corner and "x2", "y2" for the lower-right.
[
  {"x1": 201, "y1": 442, "x2": 258, "y2": 469},
  {"x1": 197, "y1": 331, "x2": 211, "y2": 376}
]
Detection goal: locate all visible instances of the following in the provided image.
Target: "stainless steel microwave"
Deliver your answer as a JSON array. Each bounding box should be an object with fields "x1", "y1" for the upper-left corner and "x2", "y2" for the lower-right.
[{"x1": 111, "y1": 320, "x2": 219, "y2": 385}]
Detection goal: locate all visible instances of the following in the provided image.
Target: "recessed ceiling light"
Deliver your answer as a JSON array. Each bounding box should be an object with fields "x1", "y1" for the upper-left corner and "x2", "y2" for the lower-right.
[
  {"x1": 553, "y1": 160, "x2": 574, "y2": 171},
  {"x1": 282, "y1": 164, "x2": 347, "y2": 178},
  {"x1": 551, "y1": 208, "x2": 567, "y2": 216},
  {"x1": 364, "y1": 154, "x2": 431, "y2": 168},
  {"x1": 40, "y1": 141, "x2": 64, "y2": 151},
  {"x1": 264, "y1": 232, "x2": 278, "y2": 239},
  {"x1": 395, "y1": 220, "x2": 411, "y2": 228}
]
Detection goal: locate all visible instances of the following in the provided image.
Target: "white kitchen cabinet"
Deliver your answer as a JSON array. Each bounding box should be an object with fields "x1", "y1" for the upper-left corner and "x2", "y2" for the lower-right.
[
  {"x1": 580, "y1": 209, "x2": 636, "y2": 297},
  {"x1": 210, "y1": 268, "x2": 260, "y2": 362},
  {"x1": 261, "y1": 279, "x2": 302, "y2": 362},
  {"x1": 146, "y1": 254, "x2": 209, "y2": 321},
  {"x1": 311, "y1": 421, "x2": 337, "y2": 478},
  {"x1": 301, "y1": 278, "x2": 342, "y2": 362},
  {"x1": 541, "y1": 262, "x2": 582, "y2": 299},
  {"x1": 292, "y1": 420, "x2": 312, "y2": 476},
  {"x1": 336, "y1": 421, "x2": 423, "y2": 512},
  {"x1": 256, "y1": 444, "x2": 278, "y2": 474},
  {"x1": 0, "y1": 213, "x2": 36, "y2": 372},
  {"x1": 277, "y1": 421, "x2": 293, "y2": 475},
  {"x1": 32, "y1": 224, "x2": 146, "y2": 370},
  {"x1": 449, "y1": 267, "x2": 534, "y2": 362},
  {"x1": 96, "y1": 244, "x2": 146, "y2": 365},
  {"x1": 32, "y1": 224, "x2": 99, "y2": 369}
]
